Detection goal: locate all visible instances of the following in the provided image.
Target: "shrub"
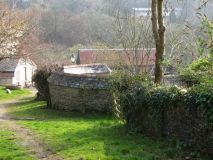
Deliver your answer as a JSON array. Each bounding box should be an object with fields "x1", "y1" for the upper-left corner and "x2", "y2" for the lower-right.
[
  {"x1": 181, "y1": 17, "x2": 213, "y2": 86},
  {"x1": 32, "y1": 65, "x2": 61, "y2": 107},
  {"x1": 181, "y1": 57, "x2": 213, "y2": 86},
  {"x1": 110, "y1": 72, "x2": 213, "y2": 155},
  {"x1": 108, "y1": 71, "x2": 153, "y2": 121}
]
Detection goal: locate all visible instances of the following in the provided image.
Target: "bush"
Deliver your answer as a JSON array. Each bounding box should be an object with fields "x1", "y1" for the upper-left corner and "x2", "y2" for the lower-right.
[
  {"x1": 181, "y1": 17, "x2": 213, "y2": 86},
  {"x1": 181, "y1": 57, "x2": 213, "y2": 86},
  {"x1": 110, "y1": 72, "x2": 213, "y2": 155},
  {"x1": 108, "y1": 71, "x2": 153, "y2": 121},
  {"x1": 32, "y1": 65, "x2": 61, "y2": 107}
]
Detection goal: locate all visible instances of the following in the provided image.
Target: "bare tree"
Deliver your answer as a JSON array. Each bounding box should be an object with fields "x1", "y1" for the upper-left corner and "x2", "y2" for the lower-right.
[
  {"x1": 164, "y1": 23, "x2": 197, "y2": 69},
  {"x1": 151, "y1": 0, "x2": 166, "y2": 83},
  {"x1": 112, "y1": 5, "x2": 155, "y2": 74}
]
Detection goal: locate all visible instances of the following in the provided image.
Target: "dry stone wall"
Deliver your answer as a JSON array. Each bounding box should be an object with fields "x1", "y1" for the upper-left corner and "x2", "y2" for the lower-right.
[{"x1": 48, "y1": 72, "x2": 112, "y2": 112}]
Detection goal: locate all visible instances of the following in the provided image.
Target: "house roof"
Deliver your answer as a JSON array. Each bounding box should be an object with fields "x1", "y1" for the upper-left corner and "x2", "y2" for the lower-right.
[
  {"x1": 0, "y1": 58, "x2": 20, "y2": 72},
  {"x1": 0, "y1": 57, "x2": 37, "y2": 72},
  {"x1": 78, "y1": 48, "x2": 156, "y2": 67}
]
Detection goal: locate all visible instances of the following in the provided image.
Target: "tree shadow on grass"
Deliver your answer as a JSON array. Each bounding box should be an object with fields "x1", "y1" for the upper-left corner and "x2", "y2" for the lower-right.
[
  {"x1": 5, "y1": 98, "x2": 186, "y2": 159},
  {"x1": 45, "y1": 124, "x2": 170, "y2": 160},
  {"x1": 4, "y1": 98, "x2": 212, "y2": 160},
  {"x1": 7, "y1": 97, "x2": 113, "y2": 122}
]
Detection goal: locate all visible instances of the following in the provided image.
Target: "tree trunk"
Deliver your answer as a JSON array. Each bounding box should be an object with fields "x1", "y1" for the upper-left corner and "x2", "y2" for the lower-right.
[{"x1": 151, "y1": 0, "x2": 165, "y2": 84}]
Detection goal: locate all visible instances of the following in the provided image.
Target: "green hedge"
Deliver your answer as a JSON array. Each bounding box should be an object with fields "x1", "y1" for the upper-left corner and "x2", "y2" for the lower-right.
[{"x1": 109, "y1": 72, "x2": 213, "y2": 155}]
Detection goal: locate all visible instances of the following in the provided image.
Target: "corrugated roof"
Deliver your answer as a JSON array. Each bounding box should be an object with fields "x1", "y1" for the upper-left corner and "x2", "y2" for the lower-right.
[{"x1": 0, "y1": 58, "x2": 20, "y2": 72}]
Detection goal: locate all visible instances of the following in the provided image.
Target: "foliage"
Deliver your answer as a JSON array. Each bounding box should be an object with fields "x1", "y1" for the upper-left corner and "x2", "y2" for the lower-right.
[
  {"x1": 32, "y1": 65, "x2": 60, "y2": 107},
  {"x1": 109, "y1": 72, "x2": 213, "y2": 155},
  {"x1": 181, "y1": 57, "x2": 213, "y2": 86},
  {"x1": 6, "y1": 97, "x2": 202, "y2": 160},
  {"x1": 181, "y1": 18, "x2": 213, "y2": 86},
  {"x1": 108, "y1": 71, "x2": 153, "y2": 120},
  {"x1": 187, "y1": 84, "x2": 213, "y2": 127},
  {"x1": 197, "y1": 17, "x2": 213, "y2": 56},
  {"x1": 0, "y1": 2, "x2": 27, "y2": 60},
  {"x1": 40, "y1": 10, "x2": 113, "y2": 47}
]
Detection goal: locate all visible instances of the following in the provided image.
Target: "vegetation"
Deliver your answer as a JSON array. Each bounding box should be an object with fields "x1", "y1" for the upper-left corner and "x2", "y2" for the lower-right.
[
  {"x1": 0, "y1": 1, "x2": 212, "y2": 159},
  {"x1": 0, "y1": 2, "x2": 27, "y2": 60},
  {"x1": 5, "y1": 98, "x2": 202, "y2": 160},
  {"x1": 181, "y1": 17, "x2": 213, "y2": 86},
  {"x1": 181, "y1": 57, "x2": 213, "y2": 85},
  {"x1": 32, "y1": 65, "x2": 60, "y2": 106},
  {"x1": 0, "y1": 128, "x2": 35, "y2": 160},
  {"x1": 0, "y1": 86, "x2": 30, "y2": 101},
  {"x1": 109, "y1": 71, "x2": 213, "y2": 156}
]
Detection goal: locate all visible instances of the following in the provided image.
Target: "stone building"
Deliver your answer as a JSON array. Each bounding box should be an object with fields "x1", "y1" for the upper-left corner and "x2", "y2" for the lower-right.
[{"x1": 48, "y1": 64, "x2": 112, "y2": 112}]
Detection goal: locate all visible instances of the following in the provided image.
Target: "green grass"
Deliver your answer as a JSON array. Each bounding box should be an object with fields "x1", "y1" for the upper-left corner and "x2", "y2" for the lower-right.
[
  {"x1": 0, "y1": 128, "x2": 35, "y2": 160},
  {"x1": 5, "y1": 98, "x2": 196, "y2": 160},
  {"x1": 0, "y1": 86, "x2": 31, "y2": 101}
]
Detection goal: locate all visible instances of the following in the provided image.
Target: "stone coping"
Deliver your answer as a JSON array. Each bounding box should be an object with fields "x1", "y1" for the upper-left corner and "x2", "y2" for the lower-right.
[{"x1": 48, "y1": 72, "x2": 109, "y2": 90}]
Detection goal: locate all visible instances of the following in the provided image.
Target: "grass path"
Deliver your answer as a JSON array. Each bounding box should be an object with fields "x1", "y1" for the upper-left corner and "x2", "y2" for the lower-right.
[
  {"x1": 1, "y1": 89, "x2": 210, "y2": 159},
  {"x1": 0, "y1": 98, "x2": 63, "y2": 160},
  {"x1": 6, "y1": 98, "x2": 188, "y2": 160}
]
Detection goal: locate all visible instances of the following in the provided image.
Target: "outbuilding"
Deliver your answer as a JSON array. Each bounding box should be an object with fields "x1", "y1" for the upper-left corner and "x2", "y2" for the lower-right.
[{"x1": 0, "y1": 57, "x2": 37, "y2": 87}]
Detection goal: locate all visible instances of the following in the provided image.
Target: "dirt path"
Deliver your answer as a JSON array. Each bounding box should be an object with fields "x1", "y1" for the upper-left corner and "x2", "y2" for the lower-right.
[{"x1": 0, "y1": 98, "x2": 63, "y2": 160}]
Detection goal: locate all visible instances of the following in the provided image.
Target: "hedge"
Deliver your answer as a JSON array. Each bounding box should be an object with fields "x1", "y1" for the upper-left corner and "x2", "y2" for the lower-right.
[{"x1": 109, "y1": 72, "x2": 213, "y2": 155}]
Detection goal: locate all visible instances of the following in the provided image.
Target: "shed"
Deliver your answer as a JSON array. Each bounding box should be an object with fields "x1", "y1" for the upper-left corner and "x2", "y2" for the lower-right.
[
  {"x1": 0, "y1": 57, "x2": 37, "y2": 87},
  {"x1": 48, "y1": 64, "x2": 112, "y2": 112}
]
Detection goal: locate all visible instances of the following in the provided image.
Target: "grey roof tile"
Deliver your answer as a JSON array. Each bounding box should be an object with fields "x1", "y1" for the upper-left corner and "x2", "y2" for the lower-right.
[{"x1": 0, "y1": 58, "x2": 19, "y2": 72}]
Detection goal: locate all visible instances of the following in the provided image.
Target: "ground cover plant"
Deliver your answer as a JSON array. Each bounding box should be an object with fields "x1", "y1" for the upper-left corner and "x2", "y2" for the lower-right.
[
  {"x1": 0, "y1": 127, "x2": 35, "y2": 160},
  {"x1": 5, "y1": 97, "x2": 201, "y2": 160},
  {"x1": 0, "y1": 86, "x2": 30, "y2": 101}
]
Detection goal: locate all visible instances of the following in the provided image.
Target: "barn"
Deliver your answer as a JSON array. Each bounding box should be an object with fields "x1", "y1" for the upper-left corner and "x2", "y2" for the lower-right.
[{"x1": 0, "y1": 57, "x2": 37, "y2": 87}]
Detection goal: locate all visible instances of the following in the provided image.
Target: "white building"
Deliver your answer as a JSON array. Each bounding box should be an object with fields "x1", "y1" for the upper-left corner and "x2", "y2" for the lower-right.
[
  {"x1": 0, "y1": 57, "x2": 37, "y2": 87},
  {"x1": 132, "y1": 7, "x2": 182, "y2": 18}
]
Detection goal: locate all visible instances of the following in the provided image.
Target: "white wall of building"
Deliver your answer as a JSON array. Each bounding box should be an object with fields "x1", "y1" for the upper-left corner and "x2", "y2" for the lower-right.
[{"x1": 12, "y1": 58, "x2": 37, "y2": 86}]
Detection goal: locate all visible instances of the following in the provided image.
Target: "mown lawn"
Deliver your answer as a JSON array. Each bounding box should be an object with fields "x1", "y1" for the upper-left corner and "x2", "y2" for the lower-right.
[
  {"x1": 0, "y1": 128, "x2": 35, "y2": 160},
  {"x1": 0, "y1": 86, "x2": 31, "y2": 101},
  {"x1": 6, "y1": 98, "x2": 209, "y2": 160}
]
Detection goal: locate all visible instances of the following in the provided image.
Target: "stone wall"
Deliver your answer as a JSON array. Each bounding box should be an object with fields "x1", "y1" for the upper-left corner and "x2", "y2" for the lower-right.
[
  {"x1": 48, "y1": 72, "x2": 112, "y2": 112},
  {"x1": 163, "y1": 75, "x2": 184, "y2": 86},
  {"x1": 0, "y1": 78, "x2": 13, "y2": 86},
  {"x1": 151, "y1": 75, "x2": 184, "y2": 86}
]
